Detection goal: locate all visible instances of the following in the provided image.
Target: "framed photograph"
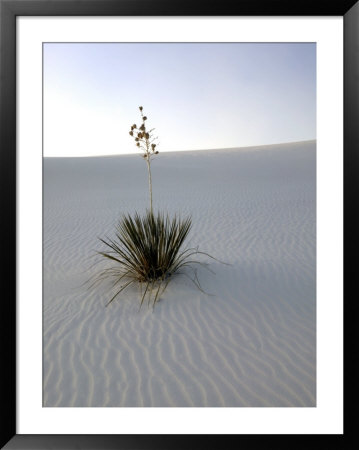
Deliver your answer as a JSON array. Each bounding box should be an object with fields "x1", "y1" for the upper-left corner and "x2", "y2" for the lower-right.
[{"x1": 1, "y1": 0, "x2": 357, "y2": 448}]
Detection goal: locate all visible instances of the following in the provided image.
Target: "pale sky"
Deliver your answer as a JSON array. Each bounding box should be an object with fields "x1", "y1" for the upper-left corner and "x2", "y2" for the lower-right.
[{"x1": 43, "y1": 43, "x2": 316, "y2": 157}]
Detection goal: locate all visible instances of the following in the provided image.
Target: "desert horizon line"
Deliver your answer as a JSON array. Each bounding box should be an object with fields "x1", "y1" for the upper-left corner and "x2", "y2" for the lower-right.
[{"x1": 44, "y1": 138, "x2": 316, "y2": 158}]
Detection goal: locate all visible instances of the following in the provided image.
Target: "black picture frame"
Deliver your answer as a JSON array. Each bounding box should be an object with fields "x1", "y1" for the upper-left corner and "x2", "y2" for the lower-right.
[{"x1": 1, "y1": 1, "x2": 357, "y2": 448}]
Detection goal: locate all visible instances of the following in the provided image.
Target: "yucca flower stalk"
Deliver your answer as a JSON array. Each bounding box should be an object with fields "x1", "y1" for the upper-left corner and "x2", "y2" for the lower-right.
[{"x1": 129, "y1": 106, "x2": 159, "y2": 215}]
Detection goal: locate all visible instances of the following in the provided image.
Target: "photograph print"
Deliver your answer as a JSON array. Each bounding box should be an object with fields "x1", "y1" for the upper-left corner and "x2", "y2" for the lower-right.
[{"x1": 43, "y1": 42, "x2": 316, "y2": 407}]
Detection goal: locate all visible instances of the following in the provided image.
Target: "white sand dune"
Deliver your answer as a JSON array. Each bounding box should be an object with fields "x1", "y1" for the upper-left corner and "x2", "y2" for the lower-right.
[{"x1": 43, "y1": 140, "x2": 316, "y2": 407}]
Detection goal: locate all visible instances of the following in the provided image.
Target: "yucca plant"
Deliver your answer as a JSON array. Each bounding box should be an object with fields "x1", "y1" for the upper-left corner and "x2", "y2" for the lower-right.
[
  {"x1": 97, "y1": 211, "x2": 216, "y2": 309},
  {"x1": 97, "y1": 106, "x2": 220, "y2": 309}
]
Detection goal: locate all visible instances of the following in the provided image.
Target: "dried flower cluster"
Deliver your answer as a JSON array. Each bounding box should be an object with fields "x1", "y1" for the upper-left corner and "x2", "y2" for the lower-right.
[
  {"x1": 129, "y1": 106, "x2": 159, "y2": 215},
  {"x1": 129, "y1": 106, "x2": 159, "y2": 160}
]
